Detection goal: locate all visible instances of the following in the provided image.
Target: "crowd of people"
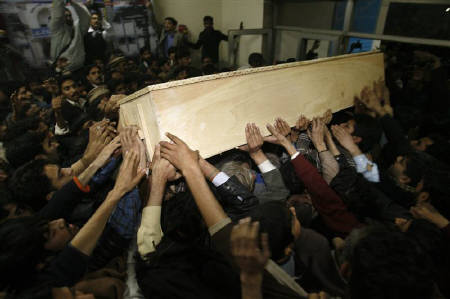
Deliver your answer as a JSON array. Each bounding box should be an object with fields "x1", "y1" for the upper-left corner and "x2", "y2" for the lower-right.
[{"x1": 0, "y1": 0, "x2": 450, "y2": 299}]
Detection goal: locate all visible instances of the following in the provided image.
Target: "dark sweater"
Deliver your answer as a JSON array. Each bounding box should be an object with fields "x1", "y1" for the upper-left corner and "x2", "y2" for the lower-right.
[{"x1": 187, "y1": 29, "x2": 228, "y2": 63}]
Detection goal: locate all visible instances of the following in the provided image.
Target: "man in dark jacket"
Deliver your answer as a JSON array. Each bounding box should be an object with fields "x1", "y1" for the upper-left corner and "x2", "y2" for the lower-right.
[{"x1": 187, "y1": 16, "x2": 228, "y2": 64}]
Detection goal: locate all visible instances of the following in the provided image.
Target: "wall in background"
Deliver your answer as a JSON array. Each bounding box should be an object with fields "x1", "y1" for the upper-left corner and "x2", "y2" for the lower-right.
[
  {"x1": 274, "y1": 0, "x2": 335, "y2": 61},
  {"x1": 0, "y1": 0, "x2": 264, "y2": 69},
  {"x1": 155, "y1": 0, "x2": 264, "y2": 67}
]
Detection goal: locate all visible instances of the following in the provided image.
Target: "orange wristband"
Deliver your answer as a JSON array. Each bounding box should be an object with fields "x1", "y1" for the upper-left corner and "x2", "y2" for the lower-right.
[{"x1": 73, "y1": 177, "x2": 91, "y2": 193}]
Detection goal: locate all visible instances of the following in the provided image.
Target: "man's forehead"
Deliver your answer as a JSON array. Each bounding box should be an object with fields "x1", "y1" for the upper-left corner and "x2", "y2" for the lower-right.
[{"x1": 62, "y1": 80, "x2": 75, "y2": 87}]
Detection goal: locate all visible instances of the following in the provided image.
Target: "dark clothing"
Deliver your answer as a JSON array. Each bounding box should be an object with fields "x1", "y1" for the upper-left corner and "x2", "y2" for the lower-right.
[
  {"x1": 330, "y1": 154, "x2": 411, "y2": 222},
  {"x1": 187, "y1": 29, "x2": 228, "y2": 63},
  {"x1": 136, "y1": 236, "x2": 241, "y2": 299},
  {"x1": 40, "y1": 244, "x2": 89, "y2": 287},
  {"x1": 258, "y1": 169, "x2": 291, "y2": 204},
  {"x1": 216, "y1": 175, "x2": 259, "y2": 222},
  {"x1": 291, "y1": 154, "x2": 362, "y2": 237},
  {"x1": 211, "y1": 222, "x2": 305, "y2": 298},
  {"x1": 84, "y1": 31, "x2": 107, "y2": 64},
  {"x1": 215, "y1": 169, "x2": 289, "y2": 222},
  {"x1": 61, "y1": 100, "x2": 85, "y2": 129},
  {"x1": 294, "y1": 228, "x2": 346, "y2": 296},
  {"x1": 38, "y1": 179, "x2": 87, "y2": 221}
]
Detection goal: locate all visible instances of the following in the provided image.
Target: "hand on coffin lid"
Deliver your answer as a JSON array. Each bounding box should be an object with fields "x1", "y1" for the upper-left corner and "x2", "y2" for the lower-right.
[
  {"x1": 307, "y1": 118, "x2": 327, "y2": 152},
  {"x1": 331, "y1": 125, "x2": 361, "y2": 157},
  {"x1": 237, "y1": 123, "x2": 264, "y2": 153},
  {"x1": 113, "y1": 147, "x2": 147, "y2": 196},
  {"x1": 160, "y1": 132, "x2": 200, "y2": 174},
  {"x1": 151, "y1": 144, "x2": 182, "y2": 183},
  {"x1": 265, "y1": 124, "x2": 297, "y2": 156},
  {"x1": 119, "y1": 126, "x2": 149, "y2": 175}
]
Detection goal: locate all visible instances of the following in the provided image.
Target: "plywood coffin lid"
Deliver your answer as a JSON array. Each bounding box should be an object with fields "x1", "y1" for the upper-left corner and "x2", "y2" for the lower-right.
[
  {"x1": 119, "y1": 51, "x2": 383, "y2": 106},
  {"x1": 119, "y1": 51, "x2": 385, "y2": 159}
]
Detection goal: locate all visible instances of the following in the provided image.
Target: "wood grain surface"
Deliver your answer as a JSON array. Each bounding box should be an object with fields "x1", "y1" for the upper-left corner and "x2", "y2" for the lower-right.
[{"x1": 120, "y1": 51, "x2": 384, "y2": 159}]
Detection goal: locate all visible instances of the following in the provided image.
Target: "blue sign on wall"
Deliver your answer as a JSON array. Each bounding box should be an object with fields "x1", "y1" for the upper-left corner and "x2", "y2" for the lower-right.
[{"x1": 31, "y1": 27, "x2": 50, "y2": 38}]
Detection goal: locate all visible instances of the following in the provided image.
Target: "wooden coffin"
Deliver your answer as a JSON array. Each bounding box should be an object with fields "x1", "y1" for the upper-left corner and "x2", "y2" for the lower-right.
[{"x1": 119, "y1": 51, "x2": 384, "y2": 159}]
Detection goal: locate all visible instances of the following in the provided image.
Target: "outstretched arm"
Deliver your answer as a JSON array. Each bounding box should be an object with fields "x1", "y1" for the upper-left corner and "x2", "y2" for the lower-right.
[
  {"x1": 266, "y1": 124, "x2": 362, "y2": 236},
  {"x1": 50, "y1": 0, "x2": 66, "y2": 32},
  {"x1": 70, "y1": 148, "x2": 145, "y2": 256},
  {"x1": 71, "y1": 0, "x2": 91, "y2": 34},
  {"x1": 137, "y1": 144, "x2": 180, "y2": 257},
  {"x1": 160, "y1": 133, "x2": 227, "y2": 228}
]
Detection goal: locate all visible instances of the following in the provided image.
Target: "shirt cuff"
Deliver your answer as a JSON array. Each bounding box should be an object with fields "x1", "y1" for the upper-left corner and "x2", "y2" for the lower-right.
[
  {"x1": 291, "y1": 152, "x2": 300, "y2": 160},
  {"x1": 209, "y1": 217, "x2": 231, "y2": 236},
  {"x1": 257, "y1": 160, "x2": 276, "y2": 173},
  {"x1": 212, "y1": 172, "x2": 230, "y2": 187},
  {"x1": 137, "y1": 206, "x2": 163, "y2": 257},
  {"x1": 353, "y1": 154, "x2": 380, "y2": 183},
  {"x1": 55, "y1": 123, "x2": 69, "y2": 135},
  {"x1": 353, "y1": 154, "x2": 371, "y2": 173}
]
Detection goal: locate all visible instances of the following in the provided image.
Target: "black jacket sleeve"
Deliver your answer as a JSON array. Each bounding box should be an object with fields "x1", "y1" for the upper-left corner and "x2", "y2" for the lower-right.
[
  {"x1": 37, "y1": 179, "x2": 87, "y2": 221},
  {"x1": 216, "y1": 176, "x2": 259, "y2": 222},
  {"x1": 42, "y1": 245, "x2": 89, "y2": 287}
]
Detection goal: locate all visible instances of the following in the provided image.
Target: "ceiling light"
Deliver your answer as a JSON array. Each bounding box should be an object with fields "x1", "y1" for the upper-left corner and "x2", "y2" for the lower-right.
[{"x1": 446, "y1": 7, "x2": 450, "y2": 12}]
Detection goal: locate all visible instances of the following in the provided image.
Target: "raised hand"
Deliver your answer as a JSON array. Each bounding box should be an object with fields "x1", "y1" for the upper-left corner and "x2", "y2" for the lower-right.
[
  {"x1": 323, "y1": 126, "x2": 340, "y2": 156},
  {"x1": 151, "y1": 144, "x2": 181, "y2": 183},
  {"x1": 51, "y1": 96, "x2": 63, "y2": 110},
  {"x1": 113, "y1": 148, "x2": 146, "y2": 196},
  {"x1": 331, "y1": 125, "x2": 361, "y2": 156},
  {"x1": 321, "y1": 109, "x2": 332, "y2": 125},
  {"x1": 266, "y1": 123, "x2": 297, "y2": 156},
  {"x1": 308, "y1": 118, "x2": 327, "y2": 152},
  {"x1": 83, "y1": 119, "x2": 117, "y2": 165},
  {"x1": 119, "y1": 126, "x2": 139, "y2": 153},
  {"x1": 231, "y1": 218, "x2": 270, "y2": 280},
  {"x1": 93, "y1": 135, "x2": 121, "y2": 168},
  {"x1": 119, "y1": 126, "x2": 147, "y2": 172},
  {"x1": 295, "y1": 115, "x2": 310, "y2": 131},
  {"x1": 308, "y1": 292, "x2": 329, "y2": 299},
  {"x1": 274, "y1": 117, "x2": 291, "y2": 137},
  {"x1": 410, "y1": 202, "x2": 449, "y2": 229},
  {"x1": 245, "y1": 123, "x2": 264, "y2": 155},
  {"x1": 159, "y1": 132, "x2": 199, "y2": 174}
]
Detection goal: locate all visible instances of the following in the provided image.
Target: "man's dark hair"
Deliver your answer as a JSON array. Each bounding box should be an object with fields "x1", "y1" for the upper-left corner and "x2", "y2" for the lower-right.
[
  {"x1": 353, "y1": 114, "x2": 382, "y2": 153},
  {"x1": 0, "y1": 216, "x2": 49, "y2": 291},
  {"x1": 9, "y1": 159, "x2": 52, "y2": 211},
  {"x1": 407, "y1": 219, "x2": 444, "y2": 268},
  {"x1": 15, "y1": 102, "x2": 32, "y2": 120},
  {"x1": 164, "y1": 17, "x2": 178, "y2": 27},
  {"x1": 58, "y1": 74, "x2": 77, "y2": 89},
  {"x1": 2, "y1": 117, "x2": 40, "y2": 142},
  {"x1": 177, "y1": 48, "x2": 191, "y2": 60},
  {"x1": 139, "y1": 46, "x2": 152, "y2": 56},
  {"x1": 404, "y1": 151, "x2": 427, "y2": 187},
  {"x1": 249, "y1": 201, "x2": 293, "y2": 261},
  {"x1": 5, "y1": 132, "x2": 43, "y2": 169},
  {"x1": 161, "y1": 190, "x2": 207, "y2": 244},
  {"x1": 248, "y1": 53, "x2": 265, "y2": 67},
  {"x1": 425, "y1": 133, "x2": 450, "y2": 165},
  {"x1": 84, "y1": 64, "x2": 100, "y2": 77},
  {"x1": 203, "y1": 16, "x2": 213, "y2": 23},
  {"x1": 107, "y1": 79, "x2": 125, "y2": 93},
  {"x1": 349, "y1": 226, "x2": 434, "y2": 299},
  {"x1": 168, "y1": 46, "x2": 177, "y2": 57},
  {"x1": 202, "y1": 64, "x2": 218, "y2": 75}
]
